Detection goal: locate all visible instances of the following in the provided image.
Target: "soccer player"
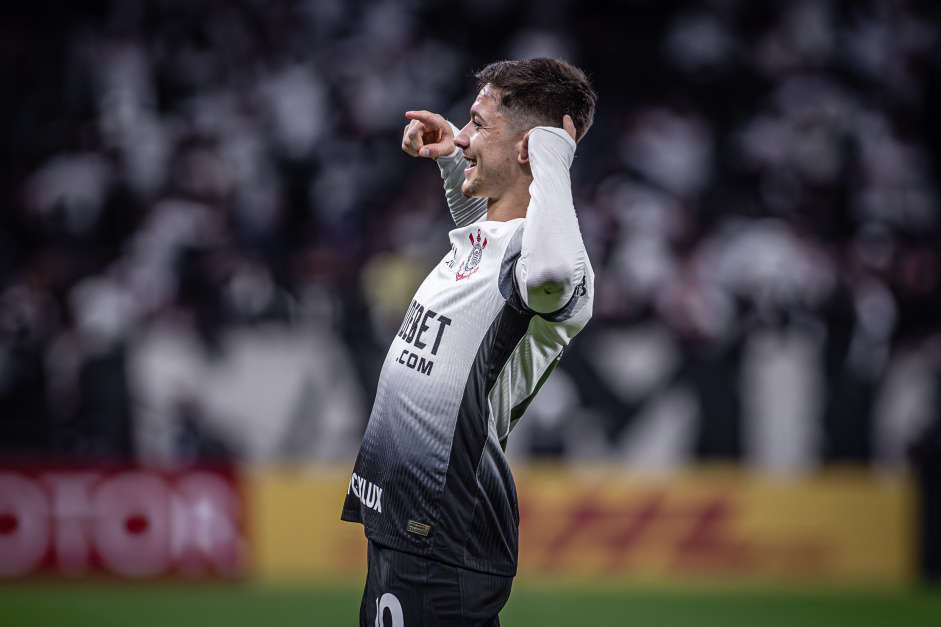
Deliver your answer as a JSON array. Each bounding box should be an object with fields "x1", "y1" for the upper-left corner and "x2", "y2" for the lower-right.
[{"x1": 342, "y1": 58, "x2": 597, "y2": 626}]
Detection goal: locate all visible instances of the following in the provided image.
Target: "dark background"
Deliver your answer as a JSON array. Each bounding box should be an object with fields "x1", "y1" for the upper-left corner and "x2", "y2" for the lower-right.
[{"x1": 1, "y1": 1, "x2": 940, "y2": 572}]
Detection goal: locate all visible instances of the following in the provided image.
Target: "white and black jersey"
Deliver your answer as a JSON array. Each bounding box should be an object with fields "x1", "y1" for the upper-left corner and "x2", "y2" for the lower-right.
[{"x1": 342, "y1": 127, "x2": 593, "y2": 577}]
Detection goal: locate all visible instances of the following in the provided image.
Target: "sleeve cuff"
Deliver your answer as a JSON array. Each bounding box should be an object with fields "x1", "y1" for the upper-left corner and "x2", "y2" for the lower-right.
[{"x1": 528, "y1": 126, "x2": 576, "y2": 165}]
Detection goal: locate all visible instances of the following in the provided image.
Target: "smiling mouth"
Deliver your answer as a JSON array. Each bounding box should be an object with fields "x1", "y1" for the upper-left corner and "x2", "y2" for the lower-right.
[{"x1": 464, "y1": 157, "x2": 477, "y2": 174}]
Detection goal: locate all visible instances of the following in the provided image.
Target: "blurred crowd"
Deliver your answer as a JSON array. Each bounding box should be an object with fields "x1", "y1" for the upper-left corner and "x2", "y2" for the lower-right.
[{"x1": 1, "y1": 0, "x2": 939, "y2": 472}]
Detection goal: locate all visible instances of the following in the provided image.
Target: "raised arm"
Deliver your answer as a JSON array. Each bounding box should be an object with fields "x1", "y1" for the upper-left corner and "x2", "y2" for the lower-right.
[
  {"x1": 402, "y1": 110, "x2": 487, "y2": 227},
  {"x1": 515, "y1": 115, "x2": 588, "y2": 314}
]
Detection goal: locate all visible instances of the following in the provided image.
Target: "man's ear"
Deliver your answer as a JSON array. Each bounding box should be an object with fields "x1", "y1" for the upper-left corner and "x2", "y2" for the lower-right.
[{"x1": 518, "y1": 130, "x2": 532, "y2": 164}]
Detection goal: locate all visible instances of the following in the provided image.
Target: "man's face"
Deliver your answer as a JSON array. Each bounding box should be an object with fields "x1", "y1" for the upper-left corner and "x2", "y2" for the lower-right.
[{"x1": 454, "y1": 85, "x2": 525, "y2": 199}]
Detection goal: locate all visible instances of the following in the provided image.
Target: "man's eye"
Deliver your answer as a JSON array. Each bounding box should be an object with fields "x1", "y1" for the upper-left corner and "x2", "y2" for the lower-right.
[{"x1": 472, "y1": 120, "x2": 482, "y2": 128}]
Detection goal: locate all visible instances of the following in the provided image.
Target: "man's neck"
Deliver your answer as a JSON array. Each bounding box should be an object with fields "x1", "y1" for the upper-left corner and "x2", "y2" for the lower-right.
[{"x1": 484, "y1": 186, "x2": 531, "y2": 222}]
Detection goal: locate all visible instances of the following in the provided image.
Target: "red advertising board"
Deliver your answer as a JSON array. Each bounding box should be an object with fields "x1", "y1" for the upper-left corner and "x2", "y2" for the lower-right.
[{"x1": 0, "y1": 464, "x2": 246, "y2": 579}]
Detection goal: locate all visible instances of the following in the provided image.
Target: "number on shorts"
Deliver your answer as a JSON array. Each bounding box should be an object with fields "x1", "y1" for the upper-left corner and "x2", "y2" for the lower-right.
[{"x1": 375, "y1": 592, "x2": 404, "y2": 627}]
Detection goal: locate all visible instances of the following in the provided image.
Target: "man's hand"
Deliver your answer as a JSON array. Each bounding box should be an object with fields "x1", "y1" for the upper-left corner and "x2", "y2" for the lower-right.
[
  {"x1": 402, "y1": 110, "x2": 455, "y2": 158},
  {"x1": 519, "y1": 114, "x2": 577, "y2": 163}
]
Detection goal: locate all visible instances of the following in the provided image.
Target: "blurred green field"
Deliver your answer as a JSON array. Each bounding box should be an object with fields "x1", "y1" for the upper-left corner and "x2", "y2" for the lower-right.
[{"x1": 2, "y1": 584, "x2": 941, "y2": 627}]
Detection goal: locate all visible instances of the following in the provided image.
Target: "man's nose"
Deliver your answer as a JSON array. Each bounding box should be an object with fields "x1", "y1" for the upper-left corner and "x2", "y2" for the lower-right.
[{"x1": 454, "y1": 124, "x2": 470, "y2": 147}]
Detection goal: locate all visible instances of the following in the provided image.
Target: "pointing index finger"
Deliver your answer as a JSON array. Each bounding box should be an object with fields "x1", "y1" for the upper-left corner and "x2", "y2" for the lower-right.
[{"x1": 405, "y1": 110, "x2": 440, "y2": 126}]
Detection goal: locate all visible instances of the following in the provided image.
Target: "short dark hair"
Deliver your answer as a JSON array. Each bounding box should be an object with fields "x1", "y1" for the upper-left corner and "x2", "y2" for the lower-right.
[{"x1": 475, "y1": 58, "x2": 597, "y2": 142}]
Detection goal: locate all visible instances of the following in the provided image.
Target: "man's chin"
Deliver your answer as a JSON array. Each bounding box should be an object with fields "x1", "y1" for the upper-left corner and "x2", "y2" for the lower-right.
[{"x1": 461, "y1": 183, "x2": 481, "y2": 199}]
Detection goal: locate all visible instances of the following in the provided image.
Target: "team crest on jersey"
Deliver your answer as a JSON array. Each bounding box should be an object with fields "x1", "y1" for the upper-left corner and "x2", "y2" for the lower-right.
[{"x1": 456, "y1": 229, "x2": 487, "y2": 280}]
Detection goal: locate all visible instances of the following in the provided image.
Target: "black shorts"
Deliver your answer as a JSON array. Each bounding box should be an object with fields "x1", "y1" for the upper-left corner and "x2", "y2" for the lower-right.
[{"x1": 360, "y1": 540, "x2": 513, "y2": 626}]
